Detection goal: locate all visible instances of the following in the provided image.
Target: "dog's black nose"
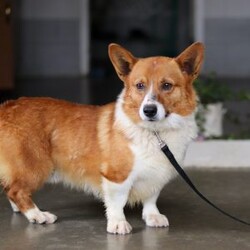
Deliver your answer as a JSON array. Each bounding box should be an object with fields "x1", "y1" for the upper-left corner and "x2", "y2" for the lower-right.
[{"x1": 143, "y1": 104, "x2": 157, "y2": 118}]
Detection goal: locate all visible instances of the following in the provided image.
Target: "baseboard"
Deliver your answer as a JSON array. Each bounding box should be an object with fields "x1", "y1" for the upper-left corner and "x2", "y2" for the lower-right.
[{"x1": 184, "y1": 140, "x2": 250, "y2": 168}]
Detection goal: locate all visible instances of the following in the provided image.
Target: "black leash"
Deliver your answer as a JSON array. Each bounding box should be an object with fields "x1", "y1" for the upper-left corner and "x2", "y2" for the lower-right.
[{"x1": 154, "y1": 130, "x2": 250, "y2": 226}]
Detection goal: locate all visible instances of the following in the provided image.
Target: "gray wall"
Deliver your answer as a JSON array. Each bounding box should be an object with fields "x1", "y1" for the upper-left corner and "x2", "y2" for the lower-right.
[
  {"x1": 204, "y1": 0, "x2": 250, "y2": 77},
  {"x1": 17, "y1": 0, "x2": 250, "y2": 78},
  {"x1": 17, "y1": 0, "x2": 80, "y2": 77}
]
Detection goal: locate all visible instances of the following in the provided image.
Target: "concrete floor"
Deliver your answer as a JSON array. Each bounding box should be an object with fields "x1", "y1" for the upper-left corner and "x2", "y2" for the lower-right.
[{"x1": 1, "y1": 168, "x2": 250, "y2": 250}]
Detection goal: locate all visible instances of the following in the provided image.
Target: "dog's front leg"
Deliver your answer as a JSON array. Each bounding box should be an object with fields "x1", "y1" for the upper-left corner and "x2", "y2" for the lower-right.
[
  {"x1": 142, "y1": 191, "x2": 169, "y2": 228},
  {"x1": 102, "y1": 178, "x2": 132, "y2": 235}
]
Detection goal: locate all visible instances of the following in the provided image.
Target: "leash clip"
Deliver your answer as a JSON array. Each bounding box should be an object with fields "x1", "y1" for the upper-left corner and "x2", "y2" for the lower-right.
[{"x1": 153, "y1": 130, "x2": 166, "y2": 149}]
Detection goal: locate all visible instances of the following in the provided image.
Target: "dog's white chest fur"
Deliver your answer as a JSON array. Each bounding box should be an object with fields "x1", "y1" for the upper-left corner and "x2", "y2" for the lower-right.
[
  {"x1": 126, "y1": 128, "x2": 192, "y2": 204},
  {"x1": 115, "y1": 93, "x2": 197, "y2": 204}
]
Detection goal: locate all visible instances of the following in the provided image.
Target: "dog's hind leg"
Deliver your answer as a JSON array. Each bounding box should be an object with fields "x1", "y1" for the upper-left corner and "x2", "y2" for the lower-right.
[
  {"x1": 6, "y1": 182, "x2": 57, "y2": 224},
  {"x1": 0, "y1": 132, "x2": 57, "y2": 224},
  {"x1": 8, "y1": 199, "x2": 20, "y2": 213}
]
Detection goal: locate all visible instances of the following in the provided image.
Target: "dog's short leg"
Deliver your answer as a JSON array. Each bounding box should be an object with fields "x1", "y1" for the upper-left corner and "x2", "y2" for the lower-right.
[
  {"x1": 8, "y1": 199, "x2": 20, "y2": 213},
  {"x1": 142, "y1": 191, "x2": 169, "y2": 228},
  {"x1": 24, "y1": 206, "x2": 57, "y2": 224},
  {"x1": 102, "y1": 178, "x2": 132, "y2": 235},
  {"x1": 6, "y1": 185, "x2": 57, "y2": 224}
]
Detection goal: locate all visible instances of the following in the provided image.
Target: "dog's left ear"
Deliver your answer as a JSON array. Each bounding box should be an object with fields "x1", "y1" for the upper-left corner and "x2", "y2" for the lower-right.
[
  {"x1": 175, "y1": 42, "x2": 204, "y2": 80},
  {"x1": 108, "y1": 43, "x2": 138, "y2": 81}
]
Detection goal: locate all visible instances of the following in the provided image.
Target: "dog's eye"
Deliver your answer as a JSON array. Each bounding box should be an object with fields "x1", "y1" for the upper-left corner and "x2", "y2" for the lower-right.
[
  {"x1": 161, "y1": 82, "x2": 173, "y2": 91},
  {"x1": 136, "y1": 82, "x2": 145, "y2": 90}
]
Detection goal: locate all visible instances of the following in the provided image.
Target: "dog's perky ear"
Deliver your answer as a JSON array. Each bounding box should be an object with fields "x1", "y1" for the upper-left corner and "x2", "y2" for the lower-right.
[
  {"x1": 175, "y1": 42, "x2": 204, "y2": 80},
  {"x1": 108, "y1": 44, "x2": 138, "y2": 81}
]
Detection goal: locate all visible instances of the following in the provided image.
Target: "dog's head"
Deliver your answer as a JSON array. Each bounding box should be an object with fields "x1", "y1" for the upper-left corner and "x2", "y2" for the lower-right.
[{"x1": 109, "y1": 43, "x2": 204, "y2": 129}]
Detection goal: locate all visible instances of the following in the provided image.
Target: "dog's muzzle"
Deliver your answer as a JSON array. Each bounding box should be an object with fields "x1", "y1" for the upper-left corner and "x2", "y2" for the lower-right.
[{"x1": 140, "y1": 100, "x2": 168, "y2": 122}]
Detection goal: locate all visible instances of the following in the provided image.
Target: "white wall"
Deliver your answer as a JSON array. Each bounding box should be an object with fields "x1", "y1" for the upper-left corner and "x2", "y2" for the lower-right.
[
  {"x1": 202, "y1": 0, "x2": 250, "y2": 77},
  {"x1": 17, "y1": 0, "x2": 89, "y2": 77},
  {"x1": 20, "y1": 0, "x2": 79, "y2": 19},
  {"x1": 204, "y1": 0, "x2": 250, "y2": 18}
]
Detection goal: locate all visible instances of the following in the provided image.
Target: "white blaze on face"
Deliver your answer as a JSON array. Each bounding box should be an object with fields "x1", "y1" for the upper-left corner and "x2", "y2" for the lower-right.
[{"x1": 139, "y1": 84, "x2": 166, "y2": 121}]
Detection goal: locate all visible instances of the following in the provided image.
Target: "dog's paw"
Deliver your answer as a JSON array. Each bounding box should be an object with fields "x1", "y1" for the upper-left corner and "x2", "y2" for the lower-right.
[
  {"x1": 144, "y1": 214, "x2": 169, "y2": 227},
  {"x1": 107, "y1": 220, "x2": 132, "y2": 235},
  {"x1": 25, "y1": 208, "x2": 57, "y2": 224}
]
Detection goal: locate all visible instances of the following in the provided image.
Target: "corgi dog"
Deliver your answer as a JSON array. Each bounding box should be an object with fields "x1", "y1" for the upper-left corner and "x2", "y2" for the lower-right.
[{"x1": 0, "y1": 42, "x2": 204, "y2": 234}]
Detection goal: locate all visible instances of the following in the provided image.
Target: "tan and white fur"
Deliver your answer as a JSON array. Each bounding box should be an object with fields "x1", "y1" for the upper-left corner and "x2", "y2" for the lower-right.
[{"x1": 0, "y1": 42, "x2": 204, "y2": 234}]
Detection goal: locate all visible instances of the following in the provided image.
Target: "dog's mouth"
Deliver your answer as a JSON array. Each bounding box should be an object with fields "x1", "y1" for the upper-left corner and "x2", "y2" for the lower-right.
[
  {"x1": 147, "y1": 111, "x2": 170, "y2": 122},
  {"x1": 148, "y1": 118, "x2": 157, "y2": 122},
  {"x1": 165, "y1": 111, "x2": 170, "y2": 117}
]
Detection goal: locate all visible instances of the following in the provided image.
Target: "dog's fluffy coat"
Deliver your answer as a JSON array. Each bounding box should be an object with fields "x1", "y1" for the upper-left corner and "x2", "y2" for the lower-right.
[{"x1": 0, "y1": 42, "x2": 204, "y2": 234}]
